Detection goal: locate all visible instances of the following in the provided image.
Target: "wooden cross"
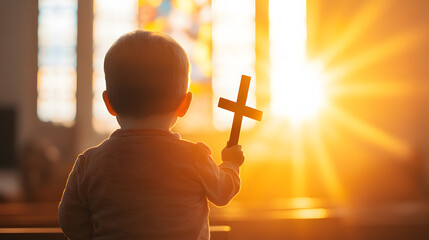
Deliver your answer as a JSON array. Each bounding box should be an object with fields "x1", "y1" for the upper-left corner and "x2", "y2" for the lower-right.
[{"x1": 218, "y1": 75, "x2": 263, "y2": 147}]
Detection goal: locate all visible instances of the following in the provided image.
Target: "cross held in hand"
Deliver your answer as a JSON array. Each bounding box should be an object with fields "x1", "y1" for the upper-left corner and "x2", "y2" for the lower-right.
[{"x1": 218, "y1": 75, "x2": 263, "y2": 147}]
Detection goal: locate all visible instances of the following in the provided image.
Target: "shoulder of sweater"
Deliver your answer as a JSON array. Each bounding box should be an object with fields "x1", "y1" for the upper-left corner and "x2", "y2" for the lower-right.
[
  {"x1": 77, "y1": 138, "x2": 110, "y2": 165},
  {"x1": 173, "y1": 138, "x2": 212, "y2": 156},
  {"x1": 194, "y1": 142, "x2": 212, "y2": 155}
]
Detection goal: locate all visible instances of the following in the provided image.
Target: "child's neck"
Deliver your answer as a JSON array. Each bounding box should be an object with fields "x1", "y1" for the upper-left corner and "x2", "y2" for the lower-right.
[{"x1": 117, "y1": 113, "x2": 177, "y2": 131}]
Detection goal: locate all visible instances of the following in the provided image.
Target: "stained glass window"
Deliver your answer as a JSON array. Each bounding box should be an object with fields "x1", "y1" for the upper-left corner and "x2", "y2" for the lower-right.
[{"x1": 37, "y1": 0, "x2": 77, "y2": 126}]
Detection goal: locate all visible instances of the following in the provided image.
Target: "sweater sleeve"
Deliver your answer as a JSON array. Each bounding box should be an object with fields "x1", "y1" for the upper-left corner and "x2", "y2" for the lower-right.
[
  {"x1": 58, "y1": 155, "x2": 93, "y2": 240},
  {"x1": 193, "y1": 142, "x2": 241, "y2": 206}
]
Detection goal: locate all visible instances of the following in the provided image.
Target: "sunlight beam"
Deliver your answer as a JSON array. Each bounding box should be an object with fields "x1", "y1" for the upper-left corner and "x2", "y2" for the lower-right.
[
  {"x1": 328, "y1": 105, "x2": 412, "y2": 158},
  {"x1": 318, "y1": 0, "x2": 387, "y2": 65},
  {"x1": 308, "y1": 120, "x2": 346, "y2": 203},
  {"x1": 328, "y1": 29, "x2": 424, "y2": 83},
  {"x1": 291, "y1": 128, "x2": 307, "y2": 197},
  {"x1": 329, "y1": 81, "x2": 427, "y2": 98}
]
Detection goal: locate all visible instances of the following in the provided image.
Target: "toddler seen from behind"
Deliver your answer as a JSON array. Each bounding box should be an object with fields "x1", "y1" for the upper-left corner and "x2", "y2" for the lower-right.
[{"x1": 58, "y1": 30, "x2": 244, "y2": 240}]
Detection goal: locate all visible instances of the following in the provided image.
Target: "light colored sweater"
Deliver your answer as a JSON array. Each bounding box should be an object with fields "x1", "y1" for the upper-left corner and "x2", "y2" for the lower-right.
[{"x1": 58, "y1": 129, "x2": 241, "y2": 240}]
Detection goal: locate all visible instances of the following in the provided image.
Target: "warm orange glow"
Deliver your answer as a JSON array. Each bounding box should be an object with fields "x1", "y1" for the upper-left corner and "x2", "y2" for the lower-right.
[
  {"x1": 209, "y1": 225, "x2": 231, "y2": 232},
  {"x1": 328, "y1": 105, "x2": 412, "y2": 158},
  {"x1": 290, "y1": 197, "x2": 317, "y2": 209},
  {"x1": 292, "y1": 208, "x2": 329, "y2": 219},
  {"x1": 290, "y1": 128, "x2": 306, "y2": 197},
  {"x1": 329, "y1": 81, "x2": 421, "y2": 98},
  {"x1": 328, "y1": 29, "x2": 424, "y2": 83},
  {"x1": 319, "y1": 1, "x2": 388, "y2": 66},
  {"x1": 308, "y1": 120, "x2": 345, "y2": 203},
  {"x1": 259, "y1": 0, "x2": 427, "y2": 205}
]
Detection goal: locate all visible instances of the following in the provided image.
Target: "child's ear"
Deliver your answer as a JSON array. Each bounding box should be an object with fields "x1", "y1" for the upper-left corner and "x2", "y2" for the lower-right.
[
  {"x1": 175, "y1": 92, "x2": 192, "y2": 118},
  {"x1": 102, "y1": 91, "x2": 117, "y2": 116}
]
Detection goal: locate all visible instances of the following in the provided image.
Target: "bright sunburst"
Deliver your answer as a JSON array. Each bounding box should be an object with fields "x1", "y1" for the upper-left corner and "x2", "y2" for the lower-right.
[
  {"x1": 271, "y1": 61, "x2": 328, "y2": 125},
  {"x1": 263, "y1": 0, "x2": 426, "y2": 205}
]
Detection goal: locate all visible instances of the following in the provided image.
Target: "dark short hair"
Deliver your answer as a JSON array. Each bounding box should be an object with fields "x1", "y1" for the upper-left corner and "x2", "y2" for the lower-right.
[{"x1": 104, "y1": 30, "x2": 190, "y2": 118}]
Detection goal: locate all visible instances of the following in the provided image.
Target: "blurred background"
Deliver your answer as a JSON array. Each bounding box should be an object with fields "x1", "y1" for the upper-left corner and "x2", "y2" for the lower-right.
[{"x1": 0, "y1": 0, "x2": 429, "y2": 239}]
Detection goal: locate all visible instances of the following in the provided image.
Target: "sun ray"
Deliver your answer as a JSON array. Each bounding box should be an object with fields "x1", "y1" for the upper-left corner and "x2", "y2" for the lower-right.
[
  {"x1": 328, "y1": 29, "x2": 424, "y2": 83},
  {"x1": 327, "y1": 105, "x2": 412, "y2": 159},
  {"x1": 329, "y1": 80, "x2": 428, "y2": 98},
  {"x1": 307, "y1": 119, "x2": 346, "y2": 204},
  {"x1": 318, "y1": 0, "x2": 388, "y2": 65},
  {"x1": 306, "y1": 0, "x2": 321, "y2": 58},
  {"x1": 291, "y1": 127, "x2": 306, "y2": 197}
]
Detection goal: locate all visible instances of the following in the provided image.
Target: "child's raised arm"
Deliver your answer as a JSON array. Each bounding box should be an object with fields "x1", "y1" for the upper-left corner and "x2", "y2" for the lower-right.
[{"x1": 193, "y1": 143, "x2": 244, "y2": 206}]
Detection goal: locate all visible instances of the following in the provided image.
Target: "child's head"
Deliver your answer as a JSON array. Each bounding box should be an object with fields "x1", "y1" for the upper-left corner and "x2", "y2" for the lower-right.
[{"x1": 103, "y1": 30, "x2": 190, "y2": 119}]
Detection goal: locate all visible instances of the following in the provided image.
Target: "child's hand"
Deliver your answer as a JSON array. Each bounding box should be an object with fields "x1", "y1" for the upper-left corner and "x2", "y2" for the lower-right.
[{"x1": 222, "y1": 145, "x2": 245, "y2": 166}]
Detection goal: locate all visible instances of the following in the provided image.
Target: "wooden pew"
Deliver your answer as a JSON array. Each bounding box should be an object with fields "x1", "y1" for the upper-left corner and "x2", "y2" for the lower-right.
[
  {"x1": 0, "y1": 228, "x2": 66, "y2": 240},
  {"x1": 0, "y1": 226, "x2": 230, "y2": 240},
  {"x1": 0, "y1": 203, "x2": 230, "y2": 239}
]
